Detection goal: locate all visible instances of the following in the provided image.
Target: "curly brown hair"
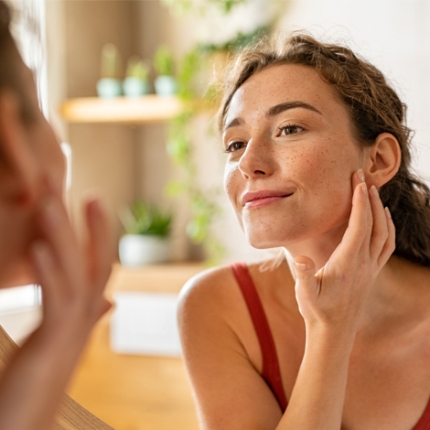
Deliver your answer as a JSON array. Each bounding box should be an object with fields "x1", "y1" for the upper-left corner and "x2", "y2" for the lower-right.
[{"x1": 219, "y1": 33, "x2": 430, "y2": 267}]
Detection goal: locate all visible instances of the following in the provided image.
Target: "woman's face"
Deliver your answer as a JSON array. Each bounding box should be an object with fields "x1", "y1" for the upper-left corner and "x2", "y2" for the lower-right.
[
  {"x1": 22, "y1": 65, "x2": 66, "y2": 195},
  {"x1": 0, "y1": 60, "x2": 66, "y2": 287},
  {"x1": 223, "y1": 64, "x2": 365, "y2": 249},
  {"x1": 25, "y1": 68, "x2": 65, "y2": 194}
]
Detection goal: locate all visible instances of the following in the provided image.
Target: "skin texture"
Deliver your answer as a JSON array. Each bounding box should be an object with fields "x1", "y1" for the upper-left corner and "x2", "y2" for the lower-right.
[
  {"x1": 0, "y1": 49, "x2": 113, "y2": 428},
  {"x1": 178, "y1": 64, "x2": 430, "y2": 430}
]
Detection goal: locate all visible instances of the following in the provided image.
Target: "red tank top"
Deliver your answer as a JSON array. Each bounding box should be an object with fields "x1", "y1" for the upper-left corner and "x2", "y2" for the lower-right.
[{"x1": 231, "y1": 262, "x2": 430, "y2": 429}]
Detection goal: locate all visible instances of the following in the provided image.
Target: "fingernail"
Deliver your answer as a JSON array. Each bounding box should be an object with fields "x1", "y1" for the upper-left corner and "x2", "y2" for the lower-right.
[
  {"x1": 361, "y1": 182, "x2": 368, "y2": 195},
  {"x1": 370, "y1": 185, "x2": 379, "y2": 198},
  {"x1": 357, "y1": 169, "x2": 365, "y2": 183},
  {"x1": 294, "y1": 261, "x2": 309, "y2": 270},
  {"x1": 385, "y1": 206, "x2": 392, "y2": 219}
]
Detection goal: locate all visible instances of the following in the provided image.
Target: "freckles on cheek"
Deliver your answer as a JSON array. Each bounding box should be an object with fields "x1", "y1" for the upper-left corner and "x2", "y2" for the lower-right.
[{"x1": 223, "y1": 165, "x2": 237, "y2": 203}]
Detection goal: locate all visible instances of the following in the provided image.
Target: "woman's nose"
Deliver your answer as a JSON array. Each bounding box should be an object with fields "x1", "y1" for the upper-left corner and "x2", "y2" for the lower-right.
[{"x1": 238, "y1": 138, "x2": 274, "y2": 179}]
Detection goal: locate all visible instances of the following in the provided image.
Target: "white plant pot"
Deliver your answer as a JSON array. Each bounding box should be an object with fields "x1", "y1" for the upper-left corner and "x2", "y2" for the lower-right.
[
  {"x1": 122, "y1": 77, "x2": 150, "y2": 98},
  {"x1": 154, "y1": 75, "x2": 177, "y2": 96},
  {"x1": 119, "y1": 234, "x2": 171, "y2": 266},
  {"x1": 96, "y1": 78, "x2": 122, "y2": 98}
]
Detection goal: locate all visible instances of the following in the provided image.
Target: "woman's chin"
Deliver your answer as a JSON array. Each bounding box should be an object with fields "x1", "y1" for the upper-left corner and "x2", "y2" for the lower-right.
[{"x1": 247, "y1": 234, "x2": 286, "y2": 250}]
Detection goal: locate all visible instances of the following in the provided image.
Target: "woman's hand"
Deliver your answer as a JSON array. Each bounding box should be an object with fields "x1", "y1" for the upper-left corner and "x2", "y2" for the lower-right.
[
  {"x1": 293, "y1": 169, "x2": 396, "y2": 333},
  {"x1": 32, "y1": 189, "x2": 113, "y2": 336},
  {"x1": 0, "y1": 184, "x2": 113, "y2": 430},
  {"x1": 277, "y1": 170, "x2": 396, "y2": 429}
]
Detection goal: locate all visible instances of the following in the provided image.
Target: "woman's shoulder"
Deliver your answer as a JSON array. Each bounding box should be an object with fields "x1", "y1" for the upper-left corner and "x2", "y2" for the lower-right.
[
  {"x1": 177, "y1": 262, "x2": 248, "y2": 353},
  {"x1": 177, "y1": 262, "x2": 239, "y2": 317},
  {"x1": 177, "y1": 258, "x2": 292, "y2": 322}
]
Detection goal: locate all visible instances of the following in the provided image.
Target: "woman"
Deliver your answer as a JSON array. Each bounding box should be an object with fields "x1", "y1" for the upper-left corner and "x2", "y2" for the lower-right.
[
  {"x1": 0, "y1": 1, "x2": 112, "y2": 428},
  {"x1": 178, "y1": 34, "x2": 430, "y2": 429}
]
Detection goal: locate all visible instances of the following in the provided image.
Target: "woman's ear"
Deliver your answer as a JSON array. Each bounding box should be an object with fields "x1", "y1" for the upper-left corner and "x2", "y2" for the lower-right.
[
  {"x1": 0, "y1": 90, "x2": 39, "y2": 207},
  {"x1": 364, "y1": 132, "x2": 401, "y2": 188}
]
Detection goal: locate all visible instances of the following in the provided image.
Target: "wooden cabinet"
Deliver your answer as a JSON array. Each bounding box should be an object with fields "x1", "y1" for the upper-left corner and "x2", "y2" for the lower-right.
[{"x1": 67, "y1": 263, "x2": 204, "y2": 430}]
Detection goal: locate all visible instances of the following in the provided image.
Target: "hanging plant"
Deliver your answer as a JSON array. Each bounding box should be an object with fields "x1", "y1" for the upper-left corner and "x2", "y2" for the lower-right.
[
  {"x1": 160, "y1": 0, "x2": 247, "y2": 16},
  {"x1": 163, "y1": 27, "x2": 273, "y2": 263},
  {"x1": 160, "y1": 0, "x2": 286, "y2": 263}
]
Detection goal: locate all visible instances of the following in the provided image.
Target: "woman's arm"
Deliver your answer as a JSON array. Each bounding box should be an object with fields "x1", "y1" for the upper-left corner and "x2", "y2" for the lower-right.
[
  {"x1": 280, "y1": 172, "x2": 395, "y2": 429},
  {"x1": 0, "y1": 190, "x2": 112, "y2": 430},
  {"x1": 178, "y1": 268, "x2": 285, "y2": 430},
  {"x1": 179, "y1": 171, "x2": 395, "y2": 430}
]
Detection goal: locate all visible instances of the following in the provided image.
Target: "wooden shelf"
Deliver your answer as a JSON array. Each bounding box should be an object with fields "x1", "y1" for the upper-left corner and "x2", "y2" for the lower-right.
[{"x1": 60, "y1": 95, "x2": 182, "y2": 124}]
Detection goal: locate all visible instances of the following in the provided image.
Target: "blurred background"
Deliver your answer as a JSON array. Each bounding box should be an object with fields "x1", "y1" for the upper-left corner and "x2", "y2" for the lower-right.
[
  {"x1": 46, "y1": 0, "x2": 430, "y2": 267},
  {"x1": 3, "y1": 0, "x2": 430, "y2": 429}
]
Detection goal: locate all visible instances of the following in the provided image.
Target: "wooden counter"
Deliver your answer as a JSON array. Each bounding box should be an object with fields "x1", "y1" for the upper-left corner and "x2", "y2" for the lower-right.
[{"x1": 67, "y1": 262, "x2": 205, "y2": 430}]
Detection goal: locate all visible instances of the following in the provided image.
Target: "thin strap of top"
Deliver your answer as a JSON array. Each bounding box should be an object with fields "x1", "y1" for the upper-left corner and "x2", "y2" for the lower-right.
[
  {"x1": 413, "y1": 399, "x2": 430, "y2": 430},
  {"x1": 231, "y1": 262, "x2": 288, "y2": 411},
  {"x1": 230, "y1": 262, "x2": 430, "y2": 428}
]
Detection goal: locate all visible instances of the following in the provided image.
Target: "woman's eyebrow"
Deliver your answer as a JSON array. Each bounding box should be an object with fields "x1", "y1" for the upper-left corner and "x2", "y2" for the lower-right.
[
  {"x1": 223, "y1": 117, "x2": 243, "y2": 132},
  {"x1": 266, "y1": 101, "x2": 322, "y2": 117},
  {"x1": 224, "y1": 100, "x2": 322, "y2": 132}
]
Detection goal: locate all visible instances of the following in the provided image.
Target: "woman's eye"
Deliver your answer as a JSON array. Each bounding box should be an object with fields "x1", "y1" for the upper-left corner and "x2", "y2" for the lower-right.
[
  {"x1": 278, "y1": 124, "x2": 304, "y2": 136},
  {"x1": 224, "y1": 141, "x2": 246, "y2": 153}
]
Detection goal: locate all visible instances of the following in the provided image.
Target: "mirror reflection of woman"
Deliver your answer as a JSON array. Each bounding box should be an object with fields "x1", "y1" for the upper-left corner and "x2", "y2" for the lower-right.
[
  {"x1": 0, "y1": 2, "x2": 112, "y2": 428},
  {"x1": 178, "y1": 34, "x2": 430, "y2": 429}
]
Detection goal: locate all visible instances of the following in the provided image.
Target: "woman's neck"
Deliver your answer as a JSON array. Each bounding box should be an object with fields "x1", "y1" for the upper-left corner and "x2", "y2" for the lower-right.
[
  {"x1": 283, "y1": 222, "x2": 347, "y2": 274},
  {"x1": 284, "y1": 238, "x2": 430, "y2": 333}
]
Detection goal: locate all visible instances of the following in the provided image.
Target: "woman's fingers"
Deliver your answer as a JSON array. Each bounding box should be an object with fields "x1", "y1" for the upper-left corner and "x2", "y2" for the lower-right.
[
  {"x1": 368, "y1": 185, "x2": 389, "y2": 262},
  {"x1": 35, "y1": 191, "x2": 113, "y2": 320},
  {"x1": 341, "y1": 170, "x2": 395, "y2": 270},
  {"x1": 377, "y1": 207, "x2": 396, "y2": 266},
  {"x1": 38, "y1": 196, "x2": 83, "y2": 287},
  {"x1": 84, "y1": 196, "x2": 113, "y2": 289},
  {"x1": 295, "y1": 170, "x2": 396, "y2": 328},
  {"x1": 336, "y1": 175, "x2": 369, "y2": 260},
  {"x1": 31, "y1": 240, "x2": 67, "y2": 316},
  {"x1": 98, "y1": 298, "x2": 113, "y2": 320},
  {"x1": 351, "y1": 169, "x2": 364, "y2": 193},
  {"x1": 294, "y1": 256, "x2": 318, "y2": 318}
]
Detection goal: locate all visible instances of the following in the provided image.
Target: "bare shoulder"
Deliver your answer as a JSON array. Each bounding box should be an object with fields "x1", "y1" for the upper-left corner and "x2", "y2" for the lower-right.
[
  {"x1": 177, "y1": 260, "x2": 287, "y2": 429},
  {"x1": 178, "y1": 259, "x2": 290, "y2": 319},
  {"x1": 177, "y1": 258, "x2": 295, "y2": 342},
  {"x1": 177, "y1": 263, "x2": 249, "y2": 375},
  {"x1": 177, "y1": 263, "x2": 239, "y2": 327}
]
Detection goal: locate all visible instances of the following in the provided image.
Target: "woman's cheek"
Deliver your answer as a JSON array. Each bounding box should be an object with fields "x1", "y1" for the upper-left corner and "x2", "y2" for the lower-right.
[
  {"x1": 223, "y1": 163, "x2": 245, "y2": 228},
  {"x1": 223, "y1": 162, "x2": 237, "y2": 203}
]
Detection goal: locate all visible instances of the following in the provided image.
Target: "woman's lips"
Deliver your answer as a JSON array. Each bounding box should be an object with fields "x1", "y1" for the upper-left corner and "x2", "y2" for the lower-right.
[{"x1": 241, "y1": 190, "x2": 294, "y2": 208}]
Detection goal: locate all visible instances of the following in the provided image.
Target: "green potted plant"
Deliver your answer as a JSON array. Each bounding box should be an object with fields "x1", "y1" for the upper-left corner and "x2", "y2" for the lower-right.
[
  {"x1": 97, "y1": 43, "x2": 122, "y2": 98},
  {"x1": 119, "y1": 200, "x2": 173, "y2": 266},
  {"x1": 153, "y1": 45, "x2": 178, "y2": 96},
  {"x1": 123, "y1": 56, "x2": 150, "y2": 98}
]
